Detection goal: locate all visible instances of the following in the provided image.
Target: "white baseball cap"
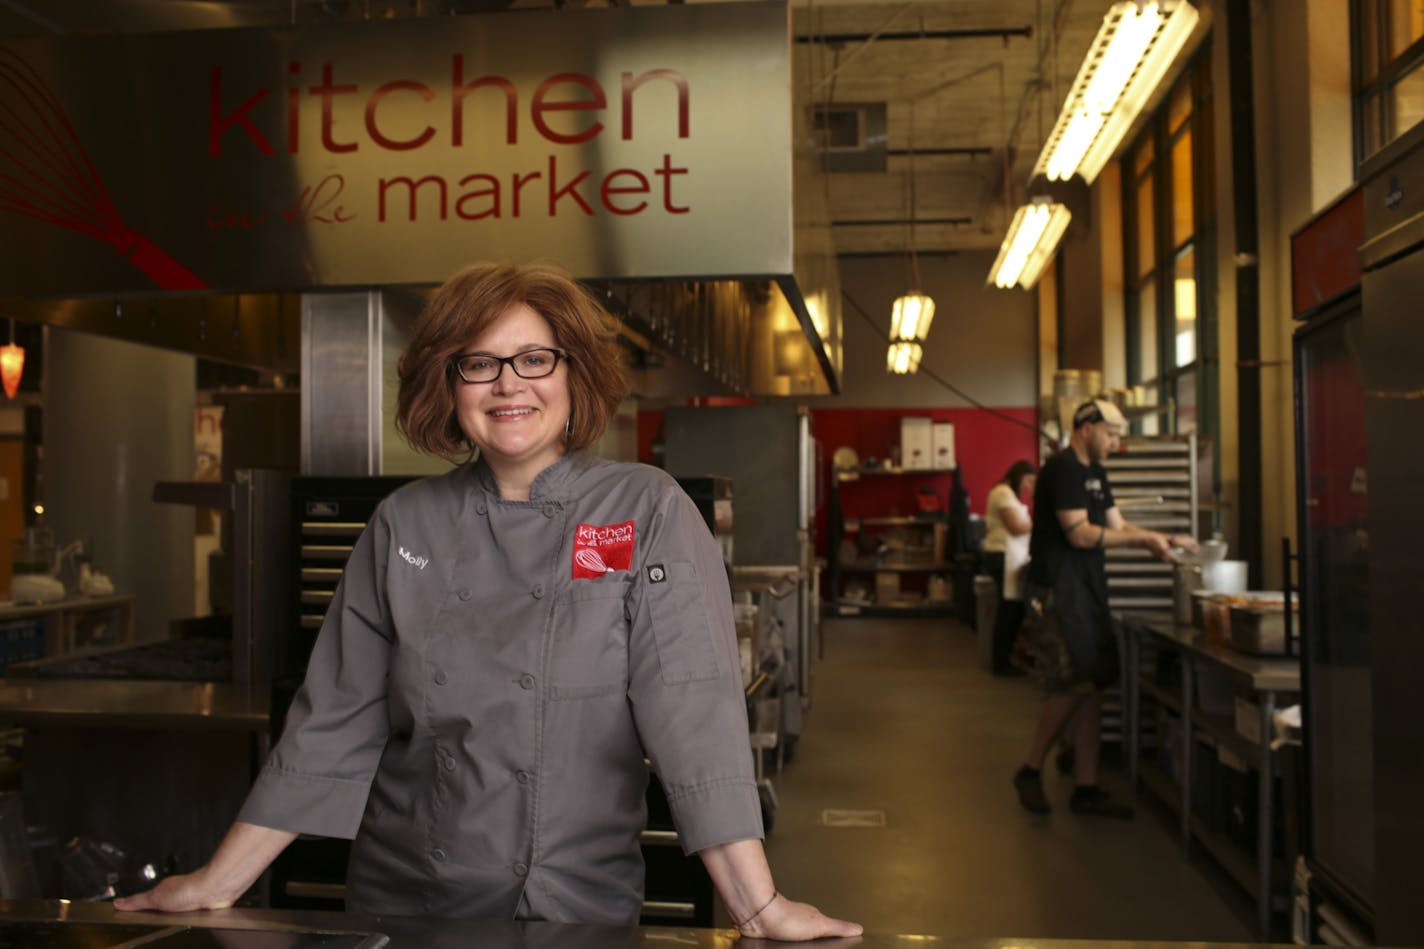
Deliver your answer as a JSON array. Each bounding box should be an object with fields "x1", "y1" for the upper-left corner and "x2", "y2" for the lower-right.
[{"x1": 1072, "y1": 398, "x2": 1127, "y2": 430}]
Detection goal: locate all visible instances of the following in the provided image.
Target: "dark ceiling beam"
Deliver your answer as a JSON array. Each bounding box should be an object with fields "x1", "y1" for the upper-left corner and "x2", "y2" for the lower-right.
[
  {"x1": 838, "y1": 249, "x2": 961, "y2": 259},
  {"x1": 0, "y1": 0, "x2": 63, "y2": 33},
  {"x1": 795, "y1": 26, "x2": 1031, "y2": 44},
  {"x1": 832, "y1": 217, "x2": 973, "y2": 227},
  {"x1": 887, "y1": 147, "x2": 993, "y2": 158}
]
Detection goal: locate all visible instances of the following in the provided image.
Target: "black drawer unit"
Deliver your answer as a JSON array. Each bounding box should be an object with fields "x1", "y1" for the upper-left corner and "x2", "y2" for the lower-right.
[{"x1": 270, "y1": 476, "x2": 413, "y2": 912}]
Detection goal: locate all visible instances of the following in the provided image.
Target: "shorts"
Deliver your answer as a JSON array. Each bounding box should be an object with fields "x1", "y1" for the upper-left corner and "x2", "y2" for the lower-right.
[{"x1": 1011, "y1": 583, "x2": 1119, "y2": 693}]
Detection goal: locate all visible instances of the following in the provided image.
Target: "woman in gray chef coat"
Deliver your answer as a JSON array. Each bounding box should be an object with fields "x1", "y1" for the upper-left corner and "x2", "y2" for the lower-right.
[{"x1": 116, "y1": 262, "x2": 861, "y2": 941}]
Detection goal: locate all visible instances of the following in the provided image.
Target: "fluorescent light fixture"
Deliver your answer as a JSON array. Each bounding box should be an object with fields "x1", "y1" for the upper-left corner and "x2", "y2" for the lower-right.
[
  {"x1": 987, "y1": 201, "x2": 1072, "y2": 290},
  {"x1": 890, "y1": 292, "x2": 935, "y2": 341},
  {"x1": 886, "y1": 340, "x2": 923, "y2": 375},
  {"x1": 1033, "y1": 1, "x2": 1199, "y2": 185}
]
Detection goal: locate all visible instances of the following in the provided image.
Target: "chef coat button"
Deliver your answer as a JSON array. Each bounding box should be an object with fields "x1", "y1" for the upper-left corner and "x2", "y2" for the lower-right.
[
  {"x1": 531, "y1": 584, "x2": 544, "y2": 599},
  {"x1": 458, "y1": 588, "x2": 472, "y2": 601},
  {"x1": 514, "y1": 862, "x2": 529, "y2": 877},
  {"x1": 432, "y1": 848, "x2": 447, "y2": 863},
  {"x1": 516, "y1": 770, "x2": 530, "y2": 785},
  {"x1": 519, "y1": 674, "x2": 536, "y2": 690},
  {"x1": 433, "y1": 669, "x2": 448, "y2": 686},
  {"x1": 476, "y1": 502, "x2": 487, "y2": 515},
  {"x1": 443, "y1": 756, "x2": 456, "y2": 772},
  {"x1": 542, "y1": 502, "x2": 559, "y2": 518}
]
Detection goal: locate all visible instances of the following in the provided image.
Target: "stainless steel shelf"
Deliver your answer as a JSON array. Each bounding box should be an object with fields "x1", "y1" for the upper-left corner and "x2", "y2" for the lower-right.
[
  {"x1": 836, "y1": 562, "x2": 954, "y2": 573},
  {"x1": 835, "y1": 466, "x2": 956, "y2": 481}
]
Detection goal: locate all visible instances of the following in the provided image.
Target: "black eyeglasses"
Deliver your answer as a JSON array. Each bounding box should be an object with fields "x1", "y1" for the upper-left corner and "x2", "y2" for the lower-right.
[{"x1": 452, "y1": 348, "x2": 568, "y2": 384}]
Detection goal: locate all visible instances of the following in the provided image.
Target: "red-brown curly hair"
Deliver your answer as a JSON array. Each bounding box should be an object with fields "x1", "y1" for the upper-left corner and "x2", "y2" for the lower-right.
[{"x1": 396, "y1": 261, "x2": 629, "y2": 461}]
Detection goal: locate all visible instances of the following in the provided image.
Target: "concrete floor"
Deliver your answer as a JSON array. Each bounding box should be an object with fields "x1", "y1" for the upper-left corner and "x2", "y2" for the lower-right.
[{"x1": 762, "y1": 617, "x2": 1257, "y2": 941}]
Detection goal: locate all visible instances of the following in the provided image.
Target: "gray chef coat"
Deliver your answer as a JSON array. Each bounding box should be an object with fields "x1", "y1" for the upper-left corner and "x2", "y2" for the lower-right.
[{"x1": 238, "y1": 451, "x2": 762, "y2": 922}]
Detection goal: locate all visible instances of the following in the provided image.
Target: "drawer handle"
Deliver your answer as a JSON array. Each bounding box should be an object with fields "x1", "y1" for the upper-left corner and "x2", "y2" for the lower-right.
[
  {"x1": 284, "y1": 881, "x2": 347, "y2": 901},
  {"x1": 302, "y1": 522, "x2": 366, "y2": 537},
  {"x1": 641, "y1": 900, "x2": 696, "y2": 919}
]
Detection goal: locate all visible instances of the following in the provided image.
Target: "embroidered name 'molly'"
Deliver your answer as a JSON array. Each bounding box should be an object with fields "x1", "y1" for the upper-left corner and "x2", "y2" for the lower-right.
[
  {"x1": 398, "y1": 546, "x2": 429, "y2": 570},
  {"x1": 573, "y1": 520, "x2": 635, "y2": 579}
]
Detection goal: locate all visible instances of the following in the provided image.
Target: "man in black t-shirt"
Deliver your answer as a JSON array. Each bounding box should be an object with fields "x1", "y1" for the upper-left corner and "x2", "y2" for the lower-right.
[{"x1": 1012, "y1": 399, "x2": 1197, "y2": 818}]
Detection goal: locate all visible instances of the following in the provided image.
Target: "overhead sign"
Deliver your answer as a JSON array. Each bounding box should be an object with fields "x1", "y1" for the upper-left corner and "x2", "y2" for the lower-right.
[{"x1": 0, "y1": 4, "x2": 791, "y2": 295}]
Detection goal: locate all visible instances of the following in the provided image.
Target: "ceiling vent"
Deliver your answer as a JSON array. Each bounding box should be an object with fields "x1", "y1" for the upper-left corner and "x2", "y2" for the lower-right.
[{"x1": 811, "y1": 103, "x2": 887, "y2": 172}]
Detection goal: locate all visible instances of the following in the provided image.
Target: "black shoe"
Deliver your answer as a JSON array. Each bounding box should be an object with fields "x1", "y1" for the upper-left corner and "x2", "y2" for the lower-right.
[
  {"x1": 1055, "y1": 744, "x2": 1075, "y2": 775},
  {"x1": 1069, "y1": 786, "x2": 1134, "y2": 819},
  {"x1": 1014, "y1": 766, "x2": 1051, "y2": 814}
]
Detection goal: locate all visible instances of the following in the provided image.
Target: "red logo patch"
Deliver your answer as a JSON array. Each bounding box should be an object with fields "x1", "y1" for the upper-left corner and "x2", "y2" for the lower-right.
[{"x1": 573, "y1": 520, "x2": 636, "y2": 579}]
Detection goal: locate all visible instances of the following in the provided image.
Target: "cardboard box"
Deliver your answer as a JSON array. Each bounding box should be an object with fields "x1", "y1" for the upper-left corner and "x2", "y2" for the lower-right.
[
  {"x1": 931, "y1": 422, "x2": 956, "y2": 470},
  {"x1": 874, "y1": 571, "x2": 900, "y2": 604},
  {"x1": 900, "y1": 417, "x2": 933, "y2": 469},
  {"x1": 1234, "y1": 696, "x2": 1261, "y2": 744}
]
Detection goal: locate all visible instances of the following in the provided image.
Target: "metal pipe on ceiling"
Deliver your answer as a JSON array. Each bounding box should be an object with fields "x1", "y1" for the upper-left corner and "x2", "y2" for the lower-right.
[
  {"x1": 832, "y1": 216, "x2": 972, "y2": 227},
  {"x1": 887, "y1": 147, "x2": 992, "y2": 158},
  {"x1": 795, "y1": 27, "x2": 1032, "y2": 44}
]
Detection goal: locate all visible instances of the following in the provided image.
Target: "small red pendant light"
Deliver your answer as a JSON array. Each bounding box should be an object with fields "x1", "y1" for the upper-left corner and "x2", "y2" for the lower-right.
[{"x1": 1, "y1": 321, "x2": 24, "y2": 399}]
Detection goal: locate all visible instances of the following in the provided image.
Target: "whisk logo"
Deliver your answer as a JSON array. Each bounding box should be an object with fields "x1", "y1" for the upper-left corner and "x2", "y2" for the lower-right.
[{"x1": 0, "y1": 50, "x2": 208, "y2": 290}]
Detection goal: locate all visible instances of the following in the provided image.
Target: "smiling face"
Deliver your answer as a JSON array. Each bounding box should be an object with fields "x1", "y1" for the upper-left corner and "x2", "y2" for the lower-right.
[{"x1": 453, "y1": 301, "x2": 571, "y2": 495}]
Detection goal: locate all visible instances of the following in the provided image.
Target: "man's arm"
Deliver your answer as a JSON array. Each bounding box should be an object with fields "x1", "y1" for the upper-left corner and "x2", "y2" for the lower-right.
[{"x1": 1056, "y1": 507, "x2": 1174, "y2": 560}]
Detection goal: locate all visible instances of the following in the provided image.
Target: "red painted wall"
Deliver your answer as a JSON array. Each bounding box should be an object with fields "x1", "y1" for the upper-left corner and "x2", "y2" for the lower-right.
[
  {"x1": 637, "y1": 405, "x2": 1040, "y2": 559},
  {"x1": 808, "y1": 407, "x2": 1039, "y2": 555}
]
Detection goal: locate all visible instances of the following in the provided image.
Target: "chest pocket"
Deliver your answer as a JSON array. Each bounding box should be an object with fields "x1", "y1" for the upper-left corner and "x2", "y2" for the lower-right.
[
  {"x1": 646, "y1": 560, "x2": 721, "y2": 685},
  {"x1": 550, "y1": 580, "x2": 630, "y2": 701}
]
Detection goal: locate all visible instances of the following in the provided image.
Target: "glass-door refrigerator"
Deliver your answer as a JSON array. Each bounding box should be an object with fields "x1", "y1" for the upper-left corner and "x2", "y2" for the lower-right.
[
  {"x1": 1294, "y1": 121, "x2": 1424, "y2": 946},
  {"x1": 1293, "y1": 282, "x2": 1374, "y2": 942}
]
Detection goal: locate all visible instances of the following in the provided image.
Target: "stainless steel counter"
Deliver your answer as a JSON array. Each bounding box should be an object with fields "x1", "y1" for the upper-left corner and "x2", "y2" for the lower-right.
[
  {"x1": 0, "y1": 677, "x2": 269, "y2": 730},
  {"x1": 0, "y1": 898, "x2": 1305, "y2": 948},
  {"x1": 1118, "y1": 613, "x2": 1299, "y2": 693},
  {"x1": 1118, "y1": 613, "x2": 1301, "y2": 941}
]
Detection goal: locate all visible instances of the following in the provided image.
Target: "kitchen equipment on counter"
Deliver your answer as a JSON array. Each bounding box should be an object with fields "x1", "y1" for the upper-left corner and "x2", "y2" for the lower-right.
[
  {"x1": 1192, "y1": 590, "x2": 1232, "y2": 644},
  {"x1": 1202, "y1": 559, "x2": 1249, "y2": 593},
  {"x1": 11, "y1": 527, "x2": 54, "y2": 577},
  {"x1": 1173, "y1": 561, "x2": 1203, "y2": 624},
  {"x1": 1167, "y1": 529, "x2": 1223, "y2": 625},
  {"x1": 1227, "y1": 592, "x2": 1301, "y2": 656},
  {"x1": 10, "y1": 573, "x2": 65, "y2": 604}
]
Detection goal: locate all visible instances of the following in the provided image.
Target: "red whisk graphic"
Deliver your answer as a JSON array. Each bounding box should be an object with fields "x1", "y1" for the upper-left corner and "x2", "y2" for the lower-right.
[{"x1": 0, "y1": 49, "x2": 207, "y2": 291}]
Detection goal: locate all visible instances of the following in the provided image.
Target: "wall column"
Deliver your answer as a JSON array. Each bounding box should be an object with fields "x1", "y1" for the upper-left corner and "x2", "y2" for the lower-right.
[{"x1": 42, "y1": 328, "x2": 196, "y2": 641}]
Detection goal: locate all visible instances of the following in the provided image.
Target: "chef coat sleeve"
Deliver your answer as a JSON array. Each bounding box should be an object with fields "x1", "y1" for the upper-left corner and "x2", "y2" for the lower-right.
[
  {"x1": 626, "y1": 481, "x2": 763, "y2": 855},
  {"x1": 237, "y1": 504, "x2": 395, "y2": 839}
]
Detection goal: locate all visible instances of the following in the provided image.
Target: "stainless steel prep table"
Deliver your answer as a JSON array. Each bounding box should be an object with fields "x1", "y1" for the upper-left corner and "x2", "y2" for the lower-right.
[
  {"x1": 0, "y1": 678, "x2": 269, "y2": 732},
  {"x1": 0, "y1": 678, "x2": 271, "y2": 881},
  {"x1": 0, "y1": 898, "x2": 1323, "y2": 949},
  {"x1": 1120, "y1": 614, "x2": 1300, "y2": 941}
]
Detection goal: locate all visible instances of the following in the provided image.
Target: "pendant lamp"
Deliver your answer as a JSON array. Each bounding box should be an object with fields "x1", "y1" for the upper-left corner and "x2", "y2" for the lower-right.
[
  {"x1": 887, "y1": 108, "x2": 934, "y2": 374},
  {"x1": 0, "y1": 321, "x2": 23, "y2": 398}
]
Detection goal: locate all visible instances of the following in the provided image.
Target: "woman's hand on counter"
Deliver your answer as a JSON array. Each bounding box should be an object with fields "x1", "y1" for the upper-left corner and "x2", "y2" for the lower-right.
[
  {"x1": 735, "y1": 892, "x2": 864, "y2": 941},
  {"x1": 699, "y1": 838, "x2": 863, "y2": 941},
  {"x1": 114, "y1": 821, "x2": 296, "y2": 914},
  {"x1": 113, "y1": 870, "x2": 234, "y2": 913}
]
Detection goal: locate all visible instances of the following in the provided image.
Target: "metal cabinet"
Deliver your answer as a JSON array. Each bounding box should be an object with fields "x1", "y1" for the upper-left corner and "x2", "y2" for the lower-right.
[
  {"x1": 1101, "y1": 434, "x2": 1200, "y2": 748},
  {"x1": 1102, "y1": 433, "x2": 1200, "y2": 615}
]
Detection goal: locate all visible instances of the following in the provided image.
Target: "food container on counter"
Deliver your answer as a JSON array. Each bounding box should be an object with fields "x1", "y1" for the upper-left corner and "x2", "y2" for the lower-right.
[
  {"x1": 1192, "y1": 591, "x2": 1233, "y2": 645},
  {"x1": 1226, "y1": 592, "x2": 1300, "y2": 656}
]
